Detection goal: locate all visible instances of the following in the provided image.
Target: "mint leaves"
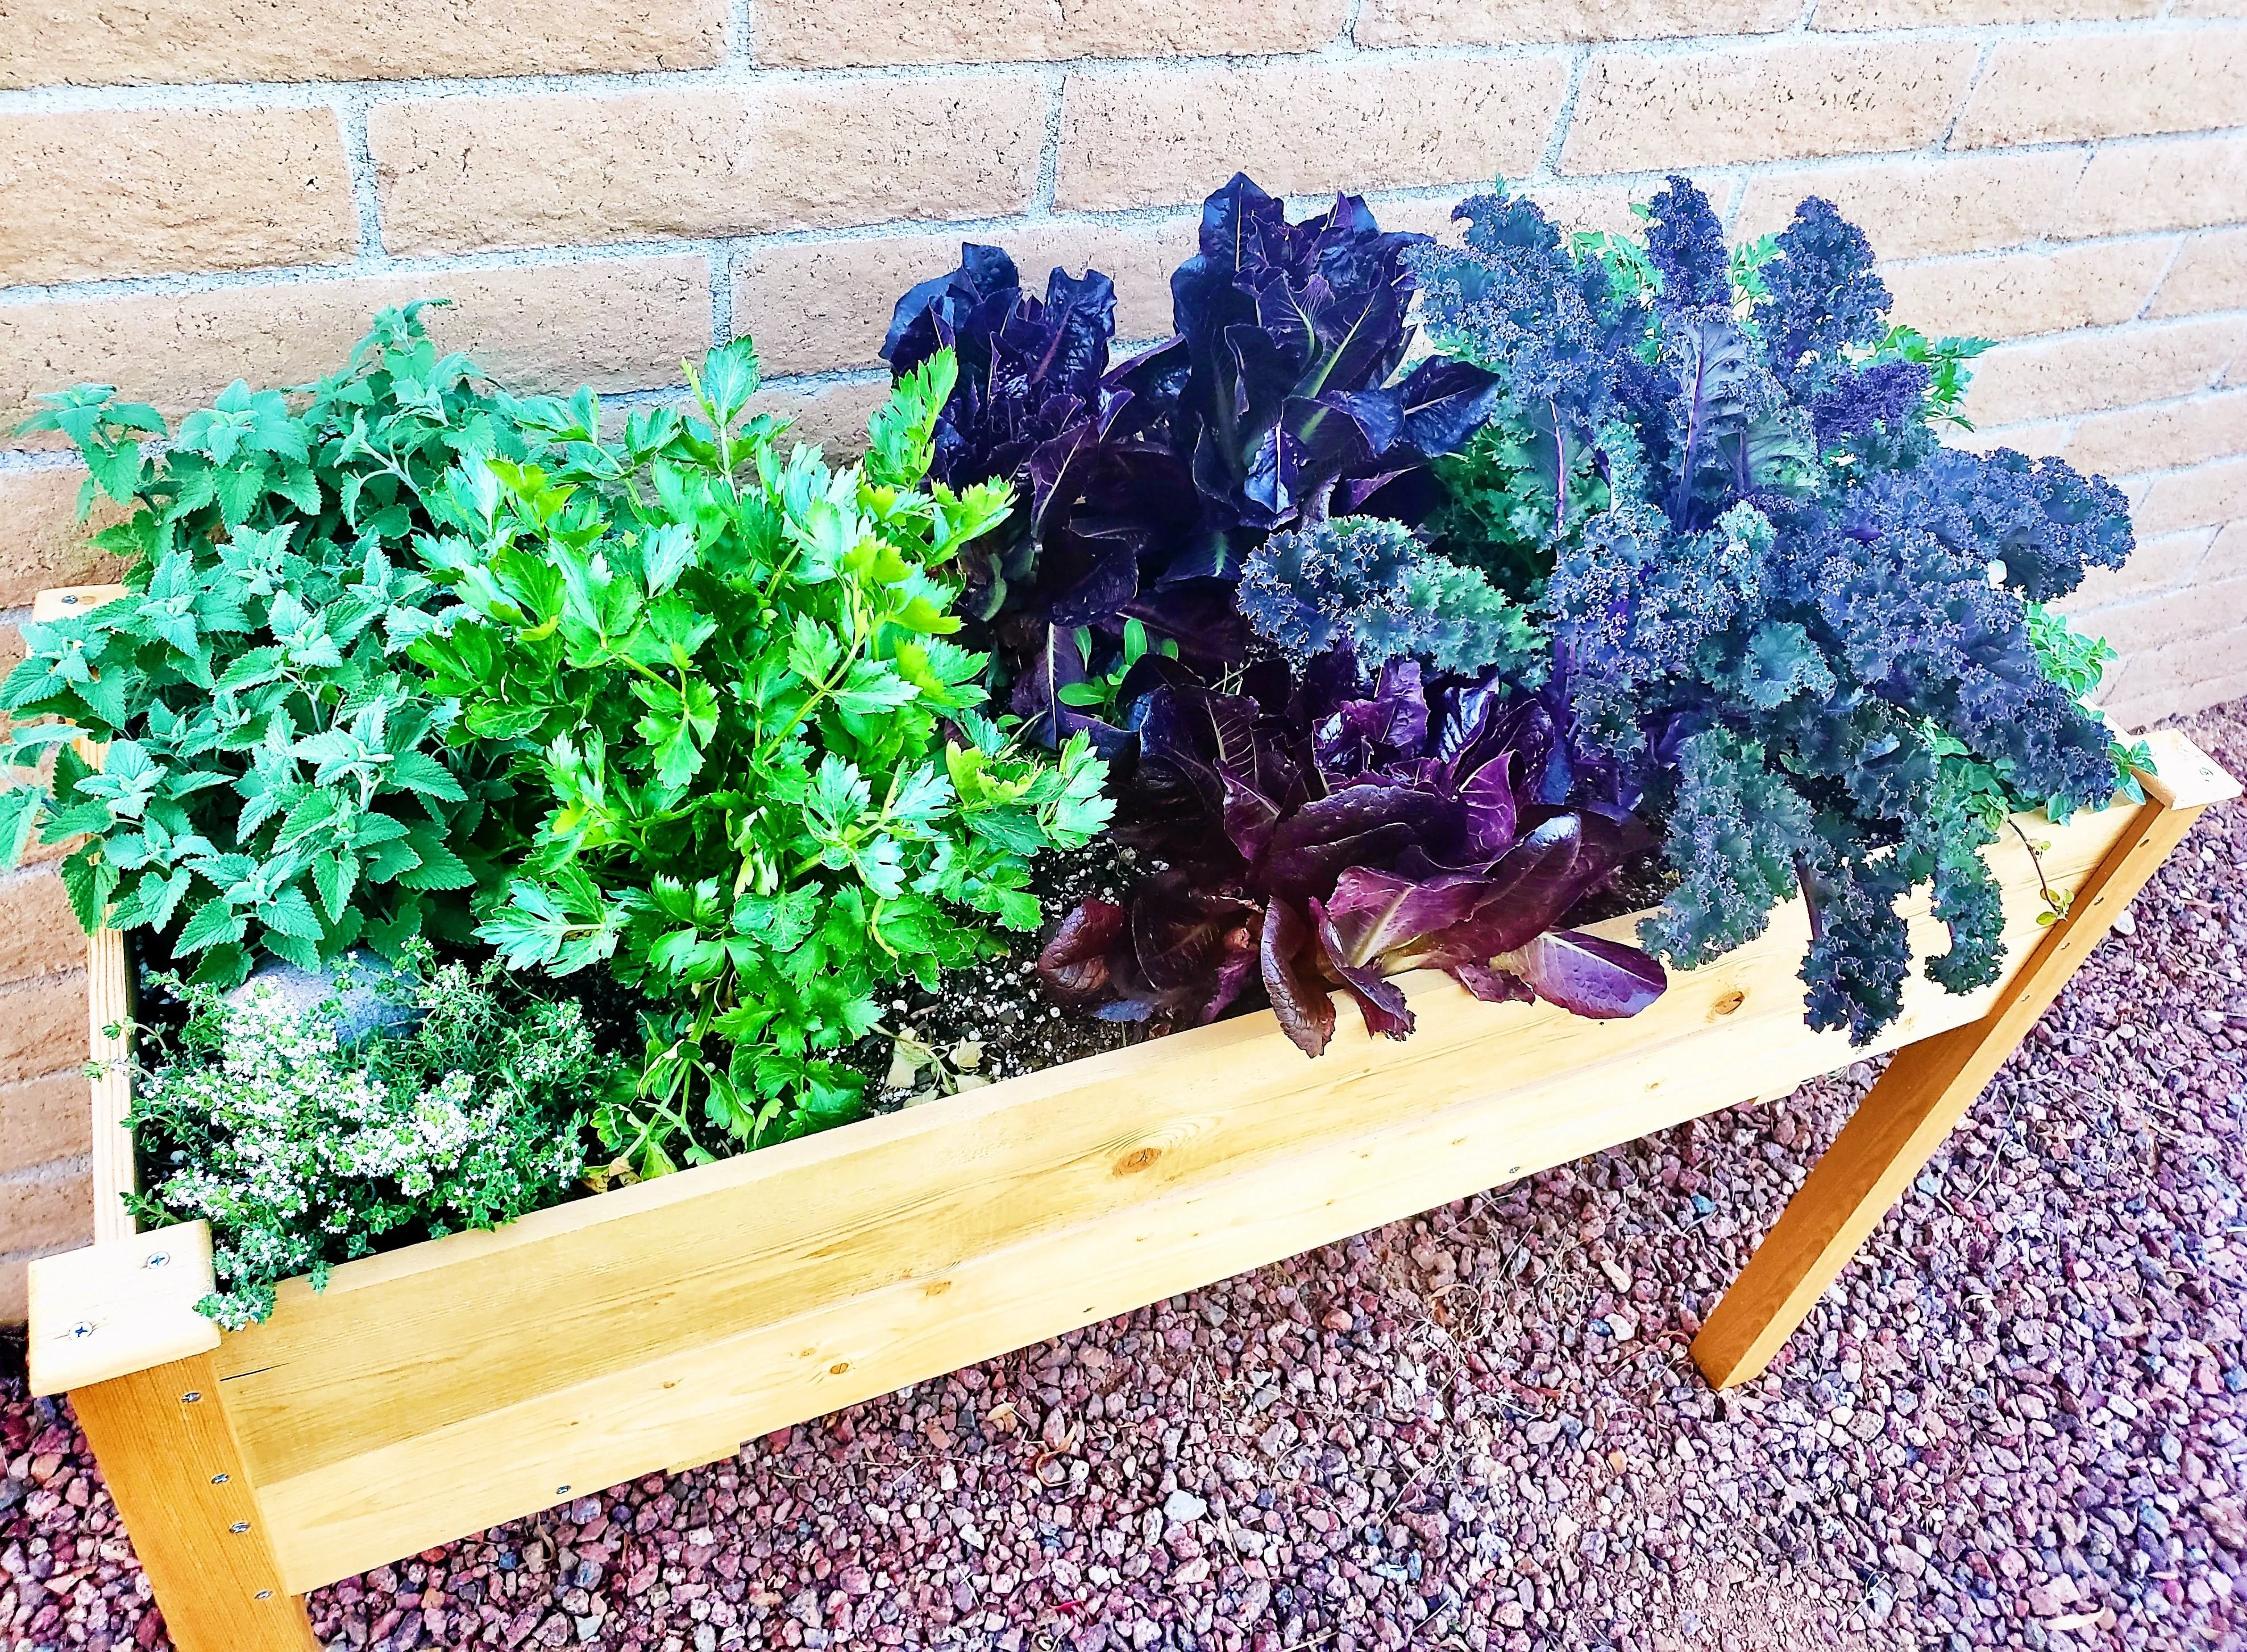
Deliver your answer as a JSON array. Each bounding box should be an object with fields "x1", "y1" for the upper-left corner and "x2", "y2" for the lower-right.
[{"x1": 3, "y1": 304, "x2": 513, "y2": 983}]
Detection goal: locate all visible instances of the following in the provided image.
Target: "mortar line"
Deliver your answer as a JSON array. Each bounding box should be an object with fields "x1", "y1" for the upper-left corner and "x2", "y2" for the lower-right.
[
  {"x1": 2133, "y1": 238, "x2": 2192, "y2": 323},
  {"x1": 5, "y1": 15, "x2": 2242, "y2": 114},
  {"x1": 1533, "y1": 46, "x2": 1596, "y2": 184},
  {"x1": 1033, "y1": 65, "x2": 1066, "y2": 216},
  {"x1": 337, "y1": 91, "x2": 386, "y2": 265},
  {"x1": 708, "y1": 240, "x2": 735, "y2": 346},
  {"x1": 1935, "y1": 40, "x2": 1997, "y2": 152}
]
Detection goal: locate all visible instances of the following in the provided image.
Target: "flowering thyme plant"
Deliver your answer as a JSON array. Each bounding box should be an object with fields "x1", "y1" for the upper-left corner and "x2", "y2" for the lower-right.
[{"x1": 125, "y1": 956, "x2": 611, "y2": 1326}]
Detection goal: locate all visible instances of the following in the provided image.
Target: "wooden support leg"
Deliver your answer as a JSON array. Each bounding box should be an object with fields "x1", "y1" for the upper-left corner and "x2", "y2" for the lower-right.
[
  {"x1": 1693, "y1": 732, "x2": 2240, "y2": 1389},
  {"x1": 70, "y1": 1352, "x2": 321, "y2": 1652},
  {"x1": 28, "y1": 1222, "x2": 318, "y2": 1652}
]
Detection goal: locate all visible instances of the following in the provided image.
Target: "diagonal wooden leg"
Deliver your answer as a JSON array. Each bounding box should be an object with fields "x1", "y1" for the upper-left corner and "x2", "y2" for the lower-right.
[{"x1": 1692, "y1": 732, "x2": 2238, "y2": 1389}]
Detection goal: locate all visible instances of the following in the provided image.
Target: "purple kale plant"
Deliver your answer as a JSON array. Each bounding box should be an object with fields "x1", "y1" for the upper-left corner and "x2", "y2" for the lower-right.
[
  {"x1": 1035, "y1": 653, "x2": 1664, "y2": 1056},
  {"x1": 1415, "y1": 177, "x2": 2141, "y2": 1044}
]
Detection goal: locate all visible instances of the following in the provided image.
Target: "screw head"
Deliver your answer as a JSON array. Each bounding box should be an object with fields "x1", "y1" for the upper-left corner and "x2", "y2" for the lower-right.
[
  {"x1": 144, "y1": 1251, "x2": 169, "y2": 1269},
  {"x1": 61, "y1": 594, "x2": 79, "y2": 606},
  {"x1": 255, "y1": 1590, "x2": 274, "y2": 1601},
  {"x1": 230, "y1": 1521, "x2": 250, "y2": 1534},
  {"x1": 556, "y1": 1484, "x2": 571, "y2": 1496},
  {"x1": 181, "y1": 1390, "x2": 203, "y2": 1404},
  {"x1": 210, "y1": 1473, "x2": 231, "y2": 1486},
  {"x1": 70, "y1": 1321, "x2": 95, "y2": 1339}
]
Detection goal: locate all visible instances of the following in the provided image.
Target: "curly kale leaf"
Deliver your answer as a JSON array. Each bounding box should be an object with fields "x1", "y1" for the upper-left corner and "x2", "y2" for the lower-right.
[
  {"x1": 1756, "y1": 197, "x2": 1894, "y2": 385},
  {"x1": 1644, "y1": 176, "x2": 1731, "y2": 312},
  {"x1": 1797, "y1": 836, "x2": 1914, "y2": 1045},
  {"x1": 1637, "y1": 728, "x2": 1816, "y2": 967},
  {"x1": 1239, "y1": 516, "x2": 1540, "y2": 679}
]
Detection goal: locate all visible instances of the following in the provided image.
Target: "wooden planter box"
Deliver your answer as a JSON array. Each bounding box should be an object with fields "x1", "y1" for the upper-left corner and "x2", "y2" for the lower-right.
[{"x1": 22, "y1": 580, "x2": 2238, "y2": 1652}]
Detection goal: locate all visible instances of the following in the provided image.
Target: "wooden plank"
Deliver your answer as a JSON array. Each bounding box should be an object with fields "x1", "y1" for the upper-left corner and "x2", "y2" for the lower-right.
[
  {"x1": 86, "y1": 921, "x2": 137, "y2": 1243},
  {"x1": 27, "y1": 1221, "x2": 219, "y2": 1397},
  {"x1": 34, "y1": 586, "x2": 139, "y2": 1242},
  {"x1": 72, "y1": 1351, "x2": 320, "y2": 1652},
  {"x1": 250, "y1": 817, "x2": 2117, "y2": 1589},
  {"x1": 30, "y1": 583, "x2": 127, "y2": 622},
  {"x1": 211, "y1": 794, "x2": 2135, "y2": 1507},
  {"x1": 2137, "y1": 727, "x2": 2241, "y2": 811},
  {"x1": 1692, "y1": 733, "x2": 2239, "y2": 1388}
]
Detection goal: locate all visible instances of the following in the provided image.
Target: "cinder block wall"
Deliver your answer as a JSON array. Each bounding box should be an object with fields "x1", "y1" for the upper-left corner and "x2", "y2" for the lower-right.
[{"x1": 2, "y1": 2, "x2": 2243, "y2": 1305}]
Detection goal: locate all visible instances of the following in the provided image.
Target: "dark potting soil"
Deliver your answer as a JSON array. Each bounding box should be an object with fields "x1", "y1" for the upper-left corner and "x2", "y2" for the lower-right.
[
  {"x1": 1562, "y1": 846, "x2": 1679, "y2": 930},
  {"x1": 838, "y1": 834, "x2": 1137, "y2": 1113}
]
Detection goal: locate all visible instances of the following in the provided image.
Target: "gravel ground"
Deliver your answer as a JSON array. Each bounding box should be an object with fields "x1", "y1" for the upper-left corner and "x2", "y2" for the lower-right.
[{"x1": 6, "y1": 699, "x2": 2245, "y2": 1652}]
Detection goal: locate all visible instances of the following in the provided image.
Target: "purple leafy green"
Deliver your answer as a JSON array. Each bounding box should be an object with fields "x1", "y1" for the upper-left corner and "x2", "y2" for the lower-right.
[{"x1": 1036, "y1": 653, "x2": 1665, "y2": 1055}]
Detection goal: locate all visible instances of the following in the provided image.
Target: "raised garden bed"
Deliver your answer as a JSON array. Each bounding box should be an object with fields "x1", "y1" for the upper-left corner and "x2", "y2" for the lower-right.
[
  {"x1": 13, "y1": 173, "x2": 2243, "y2": 1652},
  {"x1": 24, "y1": 662, "x2": 2236, "y2": 1651}
]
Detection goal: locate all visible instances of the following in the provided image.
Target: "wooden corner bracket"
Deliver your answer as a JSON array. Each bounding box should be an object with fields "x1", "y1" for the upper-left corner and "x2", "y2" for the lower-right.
[{"x1": 27, "y1": 1225, "x2": 319, "y2": 1650}]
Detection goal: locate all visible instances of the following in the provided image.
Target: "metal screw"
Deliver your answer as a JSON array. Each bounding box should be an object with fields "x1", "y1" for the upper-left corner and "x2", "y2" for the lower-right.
[
  {"x1": 210, "y1": 1473, "x2": 230, "y2": 1486},
  {"x1": 556, "y1": 1484, "x2": 571, "y2": 1496},
  {"x1": 144, "y1": 1251, "x2": 169, "y2": 1269},
  {"x1": 181, "y1": 1391, "x2": 202, "y2": 1403},
  {"x1": 255, "y1": 1590, "x2": 274, "y2": 1601},
  {"x1": 230, "y1": 1521, "x2": 250, "y2": 1534},
  {"x1": 70, "y1": 1322, "x2": 95, "y2": 1339},
  {"x1": 61, "y1": 594, "x2": 79, "y2": 606}
]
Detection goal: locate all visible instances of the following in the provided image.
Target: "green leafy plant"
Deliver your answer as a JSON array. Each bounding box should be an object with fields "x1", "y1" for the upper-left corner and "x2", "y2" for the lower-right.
[
  {"x1": 408, "y1": 339, "x2": 1112, "y2": 1174},
  {"x1": 1053, "y1": 619, "x2": 1178, "y2": 721},
  {"x1": 1, "y1": 305, "x2": 516, "y2": 983},
  {"x1": 126, "y1": 952, "x2": 610, "y2": 1327},
  {"x1": 1427, "y1": 421, "x2": 1611, "y2": 598},
  {"x1": 1876, "y1": 325, "x2": 1991, "y2": 431}
]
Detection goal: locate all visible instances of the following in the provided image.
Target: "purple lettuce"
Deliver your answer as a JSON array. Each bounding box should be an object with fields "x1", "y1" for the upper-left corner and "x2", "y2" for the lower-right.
[
  {"x1": 1037, "y1": 653, "x2": 1665, "y2": 1054},
  {"x1": 1110, "y1": 174, "x2": 1503, "y2": 582},
  {"x1": 880, "y1": 242, "x2": 1215, "y2": 678},
  {"x1": 882, "y1": 179, "x2": 1505, "y2": 749}
]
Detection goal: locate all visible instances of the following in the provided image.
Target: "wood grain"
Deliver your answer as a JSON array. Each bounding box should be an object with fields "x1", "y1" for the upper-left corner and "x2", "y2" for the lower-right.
[
  {"x1": 1691, "y1": 734, "x2": 2239, "y2": 1388},
  {"x1": 70, "y1": 1351, "x2": 318, "y2": 1652},
  {"x1": 244, "y1": 803, "x2": 2130, "y2": 1590},
  {"x1": 26, "y1": 1221, "x2": 219, "y2": 1396}
]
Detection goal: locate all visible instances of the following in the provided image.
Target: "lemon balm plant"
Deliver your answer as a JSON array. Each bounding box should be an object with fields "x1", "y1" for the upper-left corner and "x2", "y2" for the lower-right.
[
  {"x1": 1, "y1": 306, "x2": 517, "y2": 982},
  {"x1": 408, "y1": 341, "x2": 1112, "y2": 1176}
]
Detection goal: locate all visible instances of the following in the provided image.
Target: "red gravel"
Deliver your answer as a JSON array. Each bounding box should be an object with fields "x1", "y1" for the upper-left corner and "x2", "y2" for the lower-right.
[{"x1": 7, "y1": 699, "x2": 2245, "y2": 1652}]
